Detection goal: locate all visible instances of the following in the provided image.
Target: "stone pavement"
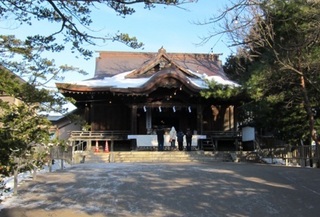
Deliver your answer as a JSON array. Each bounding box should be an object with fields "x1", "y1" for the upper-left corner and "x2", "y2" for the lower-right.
[{"x1": 1, "y1": 162, "x2": 320, "y2": 217}]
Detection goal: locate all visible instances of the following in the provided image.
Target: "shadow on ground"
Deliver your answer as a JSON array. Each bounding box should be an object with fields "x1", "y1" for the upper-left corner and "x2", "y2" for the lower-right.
[{"x1": 1, "y1": 162, "x2": 320, "y2": 217}]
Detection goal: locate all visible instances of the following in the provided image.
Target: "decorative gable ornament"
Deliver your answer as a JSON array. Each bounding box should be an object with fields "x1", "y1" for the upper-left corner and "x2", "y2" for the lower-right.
[{"x1": 125, "y1": 47, "x2": 195, "y2": 79}]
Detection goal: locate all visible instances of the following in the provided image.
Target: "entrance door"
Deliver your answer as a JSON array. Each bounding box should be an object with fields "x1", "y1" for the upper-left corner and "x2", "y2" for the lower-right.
[
  {"x1": 136, "y1": 106, "x2": 197, "y2": 134},
  {"x1": 152, "y1": 107, "x2": 196, "y2": 132}
]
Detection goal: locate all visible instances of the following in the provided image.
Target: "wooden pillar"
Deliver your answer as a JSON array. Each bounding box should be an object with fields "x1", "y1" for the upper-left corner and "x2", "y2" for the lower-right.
[
  {"x1": 90, "y1": 103, "x2": 95, "y2": 130},
  {"x1": 233, "y1": 105, "x2": 238, "y2": 131},
  {"x1": 87, "y1": 139, "x2": 91, "y2": 151},
  {"x1": 131, "y1": 105, "x2": 137, "y2": 134},
  {"x1": 146, "y1": 108, "x2": 152, "y2": 133},
  {"x1": 197, "y1": 105, "x2": 203, "y2": 134},
  {"x1": 84, "y1": 103, "x2": 91, "y2": 125}
]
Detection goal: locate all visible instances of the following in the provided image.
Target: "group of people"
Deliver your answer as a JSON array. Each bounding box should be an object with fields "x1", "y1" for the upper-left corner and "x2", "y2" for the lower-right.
[{"x1": 156, "y1": 126, "x2": 193, "y2": 151}]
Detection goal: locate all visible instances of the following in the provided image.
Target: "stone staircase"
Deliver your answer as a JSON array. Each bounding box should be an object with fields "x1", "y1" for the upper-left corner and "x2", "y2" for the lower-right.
[{"x1": 84, "y1": 151, "x2": 234, "y2": 163}]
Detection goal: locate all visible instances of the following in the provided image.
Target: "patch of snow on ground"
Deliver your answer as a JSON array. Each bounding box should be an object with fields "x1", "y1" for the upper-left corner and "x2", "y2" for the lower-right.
[
  {"x1": 0, "y1": 157, "x2": 302, "y2": 212},
  {"x1": 262, "y1": 157, "x2": 285, "y2": 165},
  {"x1": 0, "y1": 159, "x2": 71, "y2": 204}
]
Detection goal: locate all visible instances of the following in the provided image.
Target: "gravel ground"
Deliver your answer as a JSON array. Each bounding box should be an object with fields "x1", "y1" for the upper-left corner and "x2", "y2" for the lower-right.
[{"x1": 1, "y1": 162, "x2": 320, "y2": 217}]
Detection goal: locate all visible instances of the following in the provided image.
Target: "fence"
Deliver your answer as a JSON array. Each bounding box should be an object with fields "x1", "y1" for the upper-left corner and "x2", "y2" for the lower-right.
[
  {"x1": 49, "y1": 146, "x2": 73, "y2": 171},
  {"x1": 285, "y1": 145, "x2": 320, "y2": 167},
  {"x1": 253, "y1": 136, "x2": 320, "y2": 167}
]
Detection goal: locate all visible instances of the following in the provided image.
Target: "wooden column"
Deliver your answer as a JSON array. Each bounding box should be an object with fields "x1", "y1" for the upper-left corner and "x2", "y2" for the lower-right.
[
  {"x1": 131, "y1": 105, "x2": 137, "y2": 134},
  {"x1": 233, "y1": 105, "x2": 238, "y2": 131},
  {"x1": 146, "y1": 108, "x2": 152, "y2": 133},
  {"x1": 197, "y1": 105, "x2": 203, "y2": 134},
  {"x1": 84, "y1": 103, "x2": 91, "y2": 126},
  {"x1": 90, "y1": 103, "x2": 95, "y2": 130}
]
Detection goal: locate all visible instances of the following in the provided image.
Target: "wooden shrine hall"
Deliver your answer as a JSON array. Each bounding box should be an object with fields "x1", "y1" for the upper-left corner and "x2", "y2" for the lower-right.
[{"x1": 56, "y1": 47, "x2": 242, "y2": 152}]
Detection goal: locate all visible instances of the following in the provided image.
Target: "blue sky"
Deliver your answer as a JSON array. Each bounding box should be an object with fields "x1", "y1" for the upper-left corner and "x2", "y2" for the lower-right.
[{"x1": 1, "y1": 1, "x2": 233, "y2": 86}]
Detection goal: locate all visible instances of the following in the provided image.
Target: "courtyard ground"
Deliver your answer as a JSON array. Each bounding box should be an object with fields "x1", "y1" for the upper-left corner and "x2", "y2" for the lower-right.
[{"x1": 1, "y1": 162, "x2": 320, "y2": 217}]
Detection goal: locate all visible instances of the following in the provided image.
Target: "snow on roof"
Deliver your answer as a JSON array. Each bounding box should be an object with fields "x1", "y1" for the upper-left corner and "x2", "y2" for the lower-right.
[
  {"x1": 187, "y1": 69, "x2": 239, "y2": 88},
  {"x1": 68, "y1": 70, "x2": 239, "y2": 89},
  {"x1": 71, "y1": 71, "x2": 149, "y2": 88},
  {"x1": 207, "y1": 75, "x2": 240, "y2": 86},
  {"x1": 47, "y1": 115, "x2": 63, "y2": 122}
]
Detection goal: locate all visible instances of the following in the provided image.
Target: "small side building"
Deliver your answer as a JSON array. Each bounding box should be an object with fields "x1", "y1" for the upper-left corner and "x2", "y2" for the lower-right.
[{"x1": 48, "y1": 113, "x2": 81, "y2": 141}]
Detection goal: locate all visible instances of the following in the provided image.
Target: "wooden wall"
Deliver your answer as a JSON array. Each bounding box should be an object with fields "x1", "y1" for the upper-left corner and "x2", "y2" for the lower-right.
[
  {"x1": 87, "y1": 102, "x2": 235, "y2": 133},
  {"x1": 202, "y1": 104, "x2": 235, "y2": 132},
  {"x1": 90, "y1": 103, "x2": 131, "y2": 131}
]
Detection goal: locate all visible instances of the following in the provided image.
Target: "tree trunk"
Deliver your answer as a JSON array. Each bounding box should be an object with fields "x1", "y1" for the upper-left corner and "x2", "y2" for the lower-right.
[
  {"x1": 12, "y1": 158, "x2": 28, "y2": 195},
  {"x1": 13, "y1": 168, "x2": 18, "y2": 196},
  {"x1": 300, "y1": 75, "x2": 317, "y2": 167},
  {"x1": 32, "y1": 165, "x2": 37, "y2": 180},
  {"x1": 300, "y1": 75, "x2": 315, "y2": 139}
]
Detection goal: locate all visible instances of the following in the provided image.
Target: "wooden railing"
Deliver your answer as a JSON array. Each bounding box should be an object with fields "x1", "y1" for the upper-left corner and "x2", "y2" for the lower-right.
[
  {"x1": 69, "y1": 130, "x2": 241, "y2": 141},
  {"x1": 203, "y1": 131, "x2": 241, "y2": 138},
  {"x1": 70, "y1": 131, "x2": 130, "y2": 140}
]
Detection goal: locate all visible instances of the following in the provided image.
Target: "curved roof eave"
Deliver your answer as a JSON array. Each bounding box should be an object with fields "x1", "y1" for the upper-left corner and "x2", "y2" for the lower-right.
[
  {"x1": 56, "y1": 69, "x2": 239, "y2": 94},
  {"x1": 124, "y1": 70, "x2": 202, "y2": 94}
]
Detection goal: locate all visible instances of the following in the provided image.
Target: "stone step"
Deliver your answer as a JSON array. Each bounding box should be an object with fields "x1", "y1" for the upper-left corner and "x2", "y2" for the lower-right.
[{"x1": 84, "y1": 151, "x2": 233, "y2": 163}]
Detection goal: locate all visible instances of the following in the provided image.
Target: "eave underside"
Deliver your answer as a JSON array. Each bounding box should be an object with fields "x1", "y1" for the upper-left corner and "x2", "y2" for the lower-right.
[{"x1": 61, "y1": 88, "x2": 242, "y2": 108}]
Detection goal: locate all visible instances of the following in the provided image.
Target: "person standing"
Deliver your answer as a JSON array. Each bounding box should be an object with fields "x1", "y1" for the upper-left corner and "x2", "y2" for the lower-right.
[
  {"x1": 186, "y1": 128, "x2": 192, "y2": 151},
  {"x1": 156, "y1": 126, "x2": 165, "y2": 151},
  {"x1": 169, "y1": 126, "x2": 177, "y2": 150},
  {"x1": 177, "y1": 130, "x2": 184, "y2": 151}
]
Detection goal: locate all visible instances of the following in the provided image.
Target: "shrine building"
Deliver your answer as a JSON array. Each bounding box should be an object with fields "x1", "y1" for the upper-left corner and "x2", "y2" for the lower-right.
[{"x1": 56, "y1": 47, "x2": 242, "y2": 152}]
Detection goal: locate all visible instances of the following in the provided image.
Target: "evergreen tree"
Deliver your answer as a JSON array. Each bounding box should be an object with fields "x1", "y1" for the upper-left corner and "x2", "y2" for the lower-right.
[
  {"x1": 202, "y1": 0, "x2": 320, "y2": 152},
  {"x1": 246, "y1": 0, "x2": 320, "y2": 146},
  {"x1": 0, "y1": 0, "x2": 195, "y2": 193},
  {"x1": 0, "y1": 0, "x2": 192, "y2": 58},
  {"x1": 0, "y1": 36, "x2": 82, "y2": 194}
]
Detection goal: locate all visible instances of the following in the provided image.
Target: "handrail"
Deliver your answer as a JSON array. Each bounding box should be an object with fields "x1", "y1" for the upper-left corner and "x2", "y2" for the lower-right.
[
  {"x1": 70, "y1": 130, "x2": 130, "y2": 139},
  {"x1": 70, "y1": 130, "x2": 241, "y2": 139},
  {"x1": 203, "y1": 131, "x2": 241, "y2": 137}
]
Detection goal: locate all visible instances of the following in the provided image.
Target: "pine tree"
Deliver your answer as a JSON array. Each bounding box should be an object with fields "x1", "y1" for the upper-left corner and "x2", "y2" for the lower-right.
[{"x1": 201, "y1": 0, "x2": 320, "y2": 166}]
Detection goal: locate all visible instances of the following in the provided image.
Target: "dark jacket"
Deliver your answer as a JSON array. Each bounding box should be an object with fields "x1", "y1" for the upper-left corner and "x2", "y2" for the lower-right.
[
  {"x1": 186, "y1": 129, "x2": 192, "y2": 141},
  {"x1": 156, "y1": 128, "x2": 165, "y2": 142},
  {"x1": 177, "y1": 131, "x2": 184, "y2": 142}
]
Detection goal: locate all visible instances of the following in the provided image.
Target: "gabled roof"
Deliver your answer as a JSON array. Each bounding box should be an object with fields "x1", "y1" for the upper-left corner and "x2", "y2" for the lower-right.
[
  {"x1": 94, "y1": 47, "x2": 227, "y2": 79},
  {"x1": 125, "y1": 47, "x2": 196, "y2": 79},
  {"x1": 56, "y1": 47, "x2": 238, "y2": 95}
]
